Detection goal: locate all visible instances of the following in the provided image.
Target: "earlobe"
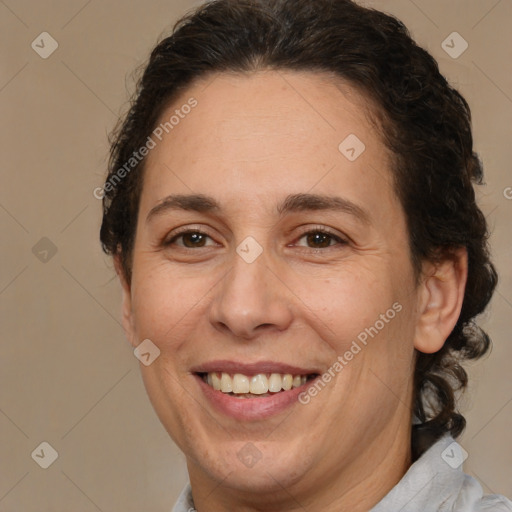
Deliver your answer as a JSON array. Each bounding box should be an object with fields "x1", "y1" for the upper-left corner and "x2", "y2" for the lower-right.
[
  {"x1": 413, "y1": 248, "x2": 468, "y2": 354},
  {"x1": 114, "y1": 255, "x2": 137, "y2": 348}
]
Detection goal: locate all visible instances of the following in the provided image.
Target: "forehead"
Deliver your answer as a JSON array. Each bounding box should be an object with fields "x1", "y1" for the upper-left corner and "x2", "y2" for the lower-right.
[{"x1": 140, "y1": 70, "x2": 396, "y2": 221}]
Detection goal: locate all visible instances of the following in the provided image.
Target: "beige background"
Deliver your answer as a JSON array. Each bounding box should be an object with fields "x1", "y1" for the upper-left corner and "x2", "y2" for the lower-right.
[{"x1": 1, "y1": 0, "x2": 511, "y2": 510}]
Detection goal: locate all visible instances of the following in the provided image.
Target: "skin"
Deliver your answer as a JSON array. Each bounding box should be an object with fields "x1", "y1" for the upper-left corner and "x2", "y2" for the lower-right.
[{"x1": 117, "y1": 70, "x2": 467, "y2": 512}]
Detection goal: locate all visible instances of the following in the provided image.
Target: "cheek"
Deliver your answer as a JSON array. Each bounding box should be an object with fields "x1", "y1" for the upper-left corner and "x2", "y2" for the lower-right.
[
  {"x1": 303, "y1": 268, "x2": 396, "y2": 338},
  {"x1": 301, "y1": 265, "x2": 416, "y2": 383},
  {"x1": 129, "y1": 259, "x2": 216, "y2": 343}
]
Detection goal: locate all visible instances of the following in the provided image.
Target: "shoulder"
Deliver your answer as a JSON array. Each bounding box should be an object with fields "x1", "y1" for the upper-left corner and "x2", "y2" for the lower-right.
[
  {"x1": 452, "y1": 473, "x2": 512, "y2": 511},
  {"x1": 372, "y1": 435, "x2": 512, "y2": 512},
  {"x1": 480, "y1": 496, "x2": 512, "y2": 511}
]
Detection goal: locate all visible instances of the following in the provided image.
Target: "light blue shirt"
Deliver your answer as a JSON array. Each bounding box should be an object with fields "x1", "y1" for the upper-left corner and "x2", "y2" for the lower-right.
[{"x1": 172, "y1": 435, "x2": 512, "y2": 511}]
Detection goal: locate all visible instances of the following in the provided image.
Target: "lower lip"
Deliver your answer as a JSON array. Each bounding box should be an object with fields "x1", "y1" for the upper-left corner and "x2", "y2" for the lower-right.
[{"x1": 194, "y1": 375, "x2": 317, "y2": 421}]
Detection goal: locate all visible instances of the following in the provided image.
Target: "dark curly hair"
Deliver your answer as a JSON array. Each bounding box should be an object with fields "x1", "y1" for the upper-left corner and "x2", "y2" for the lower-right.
[{"x1": 99, "y1": 0, "x2": 497, "y2": 460}]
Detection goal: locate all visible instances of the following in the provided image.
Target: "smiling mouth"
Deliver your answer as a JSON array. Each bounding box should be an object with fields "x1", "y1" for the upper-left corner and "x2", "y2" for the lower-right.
[{"x1": 198, "y1": 372, "x2": 319, "y2": 398}]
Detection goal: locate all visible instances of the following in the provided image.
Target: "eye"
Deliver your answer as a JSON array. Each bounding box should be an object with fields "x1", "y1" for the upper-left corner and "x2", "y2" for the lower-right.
[
  {"x1": 294, "y1": 228, "x2": 347, "y2": 249},
  {"x1": 165, "y1": 229, "x2": 216, "y2": 248}
]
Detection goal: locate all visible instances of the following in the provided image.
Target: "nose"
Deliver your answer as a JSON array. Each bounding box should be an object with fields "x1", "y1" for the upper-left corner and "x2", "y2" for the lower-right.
[{"x1": 208, "y1": 250, "x2": 294, "y2": 340}]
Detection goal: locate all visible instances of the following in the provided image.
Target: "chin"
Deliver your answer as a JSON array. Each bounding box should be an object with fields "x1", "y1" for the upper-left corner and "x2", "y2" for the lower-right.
[{"x1": 195, "y1": 438, "x2": 312, "y2": 493}]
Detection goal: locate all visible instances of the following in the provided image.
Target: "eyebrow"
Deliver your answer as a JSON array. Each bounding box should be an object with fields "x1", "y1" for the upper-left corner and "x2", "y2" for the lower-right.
[
  {"x1": 146, "y1": 192, "x2": 370, "y2": 225},
  {"x1": 277, "y1": 193, "x2": 370, "y2": 224}
]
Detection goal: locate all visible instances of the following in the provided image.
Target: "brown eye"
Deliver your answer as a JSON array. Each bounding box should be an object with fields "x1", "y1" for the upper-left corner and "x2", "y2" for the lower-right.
[
  {"x1": 166, "y1": 230, "x2": 215, "y2": 248},
  {"x1": 305, "y1": 232, "x2": 334, "y2": 248},
  {"x1": 181, "y1": 232, "x2": 207, "y2": 247},
  {"x1": 295, "y1": 229, "x2": 345, "y2": 249}
]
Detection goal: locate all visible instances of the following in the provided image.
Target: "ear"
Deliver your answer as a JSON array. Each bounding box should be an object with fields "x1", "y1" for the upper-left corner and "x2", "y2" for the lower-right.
[
  {"x1": 413, "y1": 248, "x2": 468, "y2": 354},
  {"x1": 114, "y1": 255, "x2": 137, "y2": 348}
]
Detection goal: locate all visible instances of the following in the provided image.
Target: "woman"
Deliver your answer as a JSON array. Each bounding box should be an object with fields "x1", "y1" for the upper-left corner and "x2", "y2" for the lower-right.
[{"x1": 99, "y1": 0, "x2": 511, "y2": 510}]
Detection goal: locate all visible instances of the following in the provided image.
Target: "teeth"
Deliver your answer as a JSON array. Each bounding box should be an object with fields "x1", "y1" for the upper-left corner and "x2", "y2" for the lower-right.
[
  {"x1": 268, "y1": 373, "x2": 283, "y2": 392},
  {"x1": 211, "y1": 372, "x2": 221, "y2": 391},
  {"x1": 220, "y1": 372, "x2": 233, "y2": 393},
  {"x1": 232, "y1": 374, "x2": 250, "y2": 393},
  {"x1": 250, "y1": 374, "x2": 268, "y2": 394},
  {"x1": 282, "y1": 374, "x2": 293, "y2": 390},
  {"x1": 203, "y1": 372, "x2": 312, "y2": 395}
]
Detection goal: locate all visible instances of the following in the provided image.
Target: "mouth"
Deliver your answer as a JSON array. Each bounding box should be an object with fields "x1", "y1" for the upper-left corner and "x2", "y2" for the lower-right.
[
  {"x1": 197, "y1": 371, "x2": 319, "y2": 398},
  {"x1": 191, "y1": 361, "x2": 322, "y2": 419}
]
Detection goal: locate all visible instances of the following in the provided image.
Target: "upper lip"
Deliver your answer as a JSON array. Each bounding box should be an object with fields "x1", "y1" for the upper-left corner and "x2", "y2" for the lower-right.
[{"x1": 190, "y1": 360, "x2": 321, "y2": 376}]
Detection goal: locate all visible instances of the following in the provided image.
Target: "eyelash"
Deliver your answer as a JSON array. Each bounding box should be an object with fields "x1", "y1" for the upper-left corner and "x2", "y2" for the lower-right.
[{"x1": 163, "y1": 225, "x2": 347, "y2": 250}]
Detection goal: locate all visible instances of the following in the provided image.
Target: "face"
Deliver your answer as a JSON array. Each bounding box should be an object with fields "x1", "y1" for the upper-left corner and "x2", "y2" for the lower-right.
[{"x1": 119, "y1": 70, "x2": 456, "y2": 507}]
